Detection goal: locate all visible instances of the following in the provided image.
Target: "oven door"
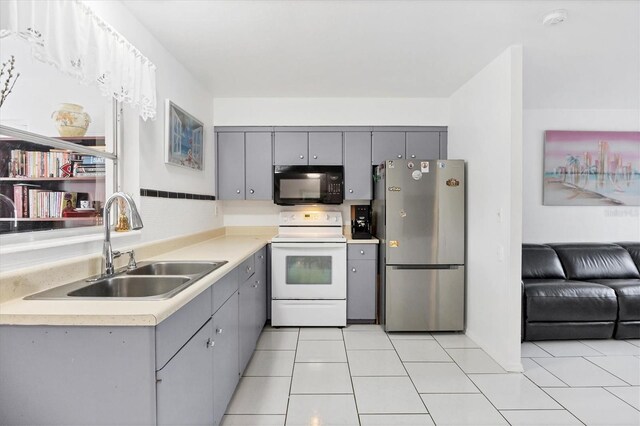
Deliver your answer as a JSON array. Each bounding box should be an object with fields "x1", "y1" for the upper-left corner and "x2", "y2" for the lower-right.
[{"x1": 271, "y1": 242, "x2": 346, "y2": 299}]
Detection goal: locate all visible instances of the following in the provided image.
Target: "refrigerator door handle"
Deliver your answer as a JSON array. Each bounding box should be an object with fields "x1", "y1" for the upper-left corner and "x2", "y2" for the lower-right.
[{"x1": 388, "y1": 265, "x2": 462, "y2": 270}]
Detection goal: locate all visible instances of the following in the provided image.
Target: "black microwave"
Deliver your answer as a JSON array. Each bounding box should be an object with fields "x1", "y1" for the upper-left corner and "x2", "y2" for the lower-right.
[{"x1": 274, "y1": 165, "x2": 344, "y2": 205}]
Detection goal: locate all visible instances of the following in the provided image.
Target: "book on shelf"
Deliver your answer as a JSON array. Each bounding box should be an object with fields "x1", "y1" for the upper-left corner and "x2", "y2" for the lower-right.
[
  {"x1": 6, "y1": 149, "x2": 107, "y2": 179},
  {"x1": 12, "y1": 183, "x2": 39, "y2": 218}
]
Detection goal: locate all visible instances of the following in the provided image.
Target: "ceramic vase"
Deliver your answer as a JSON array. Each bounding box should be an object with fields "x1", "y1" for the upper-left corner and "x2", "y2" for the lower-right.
[{"x1": 51, "y1": 103, "x2": 91, "y2": 137}]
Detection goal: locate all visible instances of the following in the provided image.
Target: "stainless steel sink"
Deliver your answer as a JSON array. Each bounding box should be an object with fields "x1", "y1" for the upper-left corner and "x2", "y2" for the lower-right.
[
  {"x1": 25, "y1": 260, "x2": 228, "y2": 300},
  {"x1": 67, "y1": 276, "x2": 191, "y2": 298},
  {"x1": 127, "y1": 261, "x2": 225, "y2": 276}
]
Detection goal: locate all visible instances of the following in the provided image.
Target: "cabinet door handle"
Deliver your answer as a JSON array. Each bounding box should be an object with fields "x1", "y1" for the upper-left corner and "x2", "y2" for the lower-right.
[
  {"x1": 299, "y1": 155, "x2": 304, "y2": 159},
  {"x1": 397, "y1": 154, "x2": 402, "y2": 158},
  {"x1": 259, "y1": 255, "x2": 264, "y2": 259},
  {"x1": 236, "y1": 189, "x2": 241, "y2": 194},
  {"x1": 249, "y1": 189, "x2": 255, "y2": 194},
  {"x1": 349, "y1": 189, "x2": 353, "y2": 193},
  {"x1": 360, "y1": 250, "x2": 365, "y2": 255},
  {"x1": 411, "y1": 154, "x2": 416, "y2": 158},
  {"x1": 206, "y1": 338, "x2": 214, "y2": 348},
  {"x1": 216, "y1": 328, "x2": 223, "y2": 334},
  {"x1": 252, "y1": 284, "x2": 258, "y2": 288},
  {"x1": 246, "y1": 266, "x2": 252, "y2": 273},
  {"x1": 351, "y1": 267, "x2": 357, "y2": 273},
  {"x1": 313, "y1": 155, "x2": 318, "y2": 159}
]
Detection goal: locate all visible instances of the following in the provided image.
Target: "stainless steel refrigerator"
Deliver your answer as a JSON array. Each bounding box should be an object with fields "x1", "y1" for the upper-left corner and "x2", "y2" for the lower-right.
[{"x1": 373, "y1": 159, "x2": 465, "y2": 332}]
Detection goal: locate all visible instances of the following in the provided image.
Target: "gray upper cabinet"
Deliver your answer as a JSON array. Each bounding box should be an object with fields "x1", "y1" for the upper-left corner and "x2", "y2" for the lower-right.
[
  {"x1": 245, "y1": 132, "x2": 273, "y2": 200},
  {"x1": 344, "y1": 132, "x2": 372, "y2": 200},
  {"x1": 406, "y1": 132, "x2": 440, "y2": 160},
  {"x1": 217, "y1": 131, "x2": 272, "y2": 200},
  {"x1": 372, "y1": 132, "x2": 405, "y2": 165},
  {"x1": 274, "y1": 132, "x2": 308, "y2": 165},
  {"x1": 308, "y1": 132, "x2": 343, "y2": 165},
  {"x1": 217, "y1": 132, "x2": 245, "y2": 200}
]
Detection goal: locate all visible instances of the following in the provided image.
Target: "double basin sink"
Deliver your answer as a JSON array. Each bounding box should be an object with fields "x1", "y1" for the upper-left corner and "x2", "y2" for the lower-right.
[{"x1": 25, "y1": 261, "x2": 228, "y2": 301}]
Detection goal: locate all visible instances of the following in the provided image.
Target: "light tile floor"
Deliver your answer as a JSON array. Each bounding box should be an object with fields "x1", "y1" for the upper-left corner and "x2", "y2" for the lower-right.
[{"x1": 222, "y1": 326, "x2": 640, "y2": 426}]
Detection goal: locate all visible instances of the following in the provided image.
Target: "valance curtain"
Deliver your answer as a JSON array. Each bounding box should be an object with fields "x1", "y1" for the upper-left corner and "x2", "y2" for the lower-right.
[{"x1": 0, "y1": 0, "x2": 157, "y2": 120}]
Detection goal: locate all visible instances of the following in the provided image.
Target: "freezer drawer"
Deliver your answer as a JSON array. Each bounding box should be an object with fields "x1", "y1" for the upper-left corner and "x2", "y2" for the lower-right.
[{"x1": 384, "y1": 265, "x2": 464, "y2": 332}]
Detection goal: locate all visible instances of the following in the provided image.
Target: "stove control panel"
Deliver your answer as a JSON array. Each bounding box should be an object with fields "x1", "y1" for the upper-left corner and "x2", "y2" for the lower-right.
[{"x1": 279, "y1": 211, "x2": 342, "y2": 226}]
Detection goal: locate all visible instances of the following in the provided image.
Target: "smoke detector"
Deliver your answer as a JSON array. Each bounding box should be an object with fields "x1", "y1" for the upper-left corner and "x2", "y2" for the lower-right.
[{"x1": 542, "y1": 9, "x2": 568, "y2": 26}]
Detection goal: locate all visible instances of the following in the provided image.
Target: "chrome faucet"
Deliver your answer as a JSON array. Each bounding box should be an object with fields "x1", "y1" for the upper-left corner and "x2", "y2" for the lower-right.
[
  {"x1": 0, "y1": 194, "x2": 18, "y2": 230},
  {"x1": 102, "y1": 192, "x2": 143, "y2": 276}
]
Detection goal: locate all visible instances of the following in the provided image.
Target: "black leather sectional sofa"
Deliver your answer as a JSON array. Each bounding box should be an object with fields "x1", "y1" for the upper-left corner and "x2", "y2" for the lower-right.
[{"x1": 522, "y1": 242, "x2": 640, "y2": 341}]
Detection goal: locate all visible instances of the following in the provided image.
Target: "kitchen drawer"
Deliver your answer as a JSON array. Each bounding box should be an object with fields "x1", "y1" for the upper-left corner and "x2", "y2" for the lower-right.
[
  {"x1": 213, "y1": 268, "x2": 239, "y2": 314},
  {"x1": 156, "y1": 286, "x2": 212, "y2": 370},
  {"x1": 348, "y1": 244, "x2": 377, "y2": 260},
  {"x1": 239, "y1": 255, "x2": 255, "y2": 283}
]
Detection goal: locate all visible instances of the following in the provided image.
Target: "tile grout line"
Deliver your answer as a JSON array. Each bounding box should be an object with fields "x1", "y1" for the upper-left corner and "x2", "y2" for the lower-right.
[
  {"x1": 341, "y1": 327, "x2": 363, "y2": 426},
  {"x1": 283, "y1": 328, "x2": 300, "y2": 426},
  {"x1": 601, "y1": 386, "x2": 640, "y2": 413},
  {"x1": 581, "y1": 355, "x2": 637, "y2": 386},
  {"x1": 527, "y1": 357, "x2": 572, "y2": 387}
]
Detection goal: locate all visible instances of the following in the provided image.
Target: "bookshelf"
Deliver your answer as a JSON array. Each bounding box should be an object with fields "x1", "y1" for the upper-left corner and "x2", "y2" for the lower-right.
[{"x1": 0, "y1": 135, "x2": 107, "y2": 234}]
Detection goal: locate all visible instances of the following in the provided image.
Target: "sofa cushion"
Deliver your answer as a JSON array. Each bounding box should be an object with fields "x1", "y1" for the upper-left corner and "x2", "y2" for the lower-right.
[
  {"x1": 617, "y1": 242, "x2": 640, "y2": 271},
  {"x1": 522, "y1": 244, "x2": 566, "y2": 279},
  {"x1": 588, "y1": 278, "x2": 640, "y2": 321},
  {"x1": 524, "y1": 279, "x2": 617, "y2": 322},
  {"x1": 550, "y1": 244, "x2": 640, "y2": 280}
]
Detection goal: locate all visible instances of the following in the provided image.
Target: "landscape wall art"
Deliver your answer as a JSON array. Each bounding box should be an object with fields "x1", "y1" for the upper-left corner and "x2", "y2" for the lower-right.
[{"x1": 543, "y1": 130, "x2": 640, "y2": 206}]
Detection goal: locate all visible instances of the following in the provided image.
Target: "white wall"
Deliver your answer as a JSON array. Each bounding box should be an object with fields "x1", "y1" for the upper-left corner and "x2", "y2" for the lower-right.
[
  {"x1": 0, "y1": 37, "x2": 108, "y2": 136},
  {"x1": 449, "y1": 46, "x2": 523, "y2": 371},
  {"x1": 214, "y1": 97, "x2": 450, "y2": 226},
  {"x1": 0, "y1": 2, "x2": 222, "y2": 272},
  {"x1": 523, "y1": 109, "x2": 640, "y2": 243}
]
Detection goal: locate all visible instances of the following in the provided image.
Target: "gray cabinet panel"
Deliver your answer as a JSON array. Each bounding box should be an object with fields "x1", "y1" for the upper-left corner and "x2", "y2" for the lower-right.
[
  {"x1": 156, "y1": 287, "x2": 212, "y2": 369},
  {"x1": 372, "y1": 132, "x2": 405, "y2": 165},
  {"x1": 439, "y1": 132, "x2": 448, "y2": 159},
  {"x1": 309, "y1": 132, "x2": 343, "y2": 165},
  {"x1": 213, "y1": 268, "x2": 239, "y2": 314},
  {"x1": 406, "y1": 132, "x2": 440, "y2": 160},
  {"x1": 0, "y1": 325, "x2": 156, "y2": 425},
  {"x1": 213, "y1": 291, "x2": 239, "y2": 426},
  {"x1": 239, "y1": 255, "x2": 256, "y2": 283},
  {"x1": 239, "y1": 279, "x2": 255, "y2": 374},
  {"x1": 347, "y1": 259, "x2": 377, "y2": 321},
  {"x1": 344, "y1": 132, "x2": 372, "y2": 200},
  {"x1": 254, "y1": 247, "x2": 268, "y2": 333},
  {"x1": 274, "y1": 132, "x2": 308, "y2": 165},
  {"x1": 217, "y1": 132, "x2": 245, "y2": 199},
  {"x1": 347, "y1": 244, "x2": 377, "y2": 260},
  {"x1": 245, "y1": 132, "x2": 273, "y2": 200},
  {"x1": 157, "y1": 320, "x2": 214, "y2": 426}
]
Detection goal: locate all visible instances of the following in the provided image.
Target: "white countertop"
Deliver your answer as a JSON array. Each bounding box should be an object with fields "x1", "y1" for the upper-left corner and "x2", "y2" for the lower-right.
[
  {"x1": 0, "y1": 235, "x2": 270, "y2": 327},
  {"x1": 0, "y1": 229, "x2": 378, "y2": 327}
]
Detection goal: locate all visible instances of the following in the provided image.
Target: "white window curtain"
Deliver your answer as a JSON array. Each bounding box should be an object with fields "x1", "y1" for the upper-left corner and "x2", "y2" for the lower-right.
[{"x1": 0, "y1": 0, "x2": 157, "y2": 121}]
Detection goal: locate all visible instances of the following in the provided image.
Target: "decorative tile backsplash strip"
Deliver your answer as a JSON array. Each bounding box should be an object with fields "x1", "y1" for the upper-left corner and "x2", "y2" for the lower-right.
[{"x1": 140, "y1": 188, "x2": 215, "y2": 200}]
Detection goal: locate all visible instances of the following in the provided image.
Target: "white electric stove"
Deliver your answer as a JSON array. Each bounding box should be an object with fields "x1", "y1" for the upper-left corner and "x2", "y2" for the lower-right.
[{"x1": 271, "y1": 211, "x2": 347, "y2": 327}]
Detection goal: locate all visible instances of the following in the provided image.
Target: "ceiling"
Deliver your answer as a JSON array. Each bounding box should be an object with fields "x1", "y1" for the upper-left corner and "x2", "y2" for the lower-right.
[{"x1": 122, "y1": 0, "x2": 640, "y2": 109}]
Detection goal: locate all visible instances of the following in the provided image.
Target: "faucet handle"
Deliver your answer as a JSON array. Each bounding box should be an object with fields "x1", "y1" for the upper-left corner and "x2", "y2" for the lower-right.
[
  {"x1": 125, "y1": 250, "x2": 137, "y2": 270},
  {"x1": 113, "y1": 249, "x2": 137, "y2": 270}
]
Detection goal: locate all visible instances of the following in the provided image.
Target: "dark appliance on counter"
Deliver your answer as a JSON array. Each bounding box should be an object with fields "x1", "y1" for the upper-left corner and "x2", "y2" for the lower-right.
[
  {"x1": 351, "y1": 205, "x2": 372, "y2": 239},
  {"x1": 274, "y1": 165, "x2": 343, "y2": 205}
]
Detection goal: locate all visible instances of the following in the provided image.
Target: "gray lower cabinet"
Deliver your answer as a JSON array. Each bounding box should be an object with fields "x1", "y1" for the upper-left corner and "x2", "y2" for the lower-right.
[
  {"x1": 0, "y1": 246, "x2": 268, "y2": 426},
  {"x1": 239, "y1": 247, "x2": 267, "y2": 374},
  {"x1": 347, "y1": 244, "x2": 378, "y2": 321},
  {"x1": 213, "y1": 291, "x2": 240, "y2": 426},
  {"x1": 156, "y1": 320, "x2": 214, "y2": 426},
  {"x1": 344, "y1": 132, "x2": 372, "y2": 200}
]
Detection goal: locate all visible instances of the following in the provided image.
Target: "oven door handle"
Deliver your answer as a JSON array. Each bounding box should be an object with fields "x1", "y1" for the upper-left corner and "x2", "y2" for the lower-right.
[{"x1": 271, "y1": 243, "x2": 346, "y2": 249}]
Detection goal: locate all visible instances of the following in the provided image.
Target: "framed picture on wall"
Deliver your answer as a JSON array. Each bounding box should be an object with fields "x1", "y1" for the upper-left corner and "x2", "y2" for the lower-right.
[
  {"x1": 543, "y1": 130, "x2": 640, "y2": 206},
  {"x1": 165, "y1": 99, "x2": 204, "y2": 171}
]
